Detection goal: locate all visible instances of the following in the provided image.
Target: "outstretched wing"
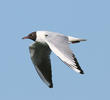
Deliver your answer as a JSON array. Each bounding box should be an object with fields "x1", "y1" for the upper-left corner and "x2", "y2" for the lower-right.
[
  {"x1": 29, "y1": 42, "x2": 53, "y2": 88},
  {"x1": 45, "y1": 33, "x2": 84, "y2": 74}
]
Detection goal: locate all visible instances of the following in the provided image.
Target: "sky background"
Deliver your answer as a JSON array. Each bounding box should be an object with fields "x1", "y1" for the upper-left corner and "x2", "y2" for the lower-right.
[{"x1": 0, "y1": 0, "x2": 110, "y2": 100}]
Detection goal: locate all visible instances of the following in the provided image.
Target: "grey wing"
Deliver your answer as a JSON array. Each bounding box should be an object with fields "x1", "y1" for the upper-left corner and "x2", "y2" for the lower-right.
[
  {"x1": 29, "y1": 42, "x2": 53, "y2": 88},
  {"x1": 45, "y1": 34, "x2": 84, "y2": 74}
]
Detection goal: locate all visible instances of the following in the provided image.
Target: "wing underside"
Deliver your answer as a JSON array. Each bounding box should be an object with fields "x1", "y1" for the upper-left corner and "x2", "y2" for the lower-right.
[{"x1": 29, "y1": 42, "x2": 53, "y2": 88}]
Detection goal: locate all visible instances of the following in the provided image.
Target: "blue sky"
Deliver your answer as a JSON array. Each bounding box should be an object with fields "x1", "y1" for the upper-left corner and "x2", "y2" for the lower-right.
[{"x1": 0, "y1": 0, "x2": 110, "y2": 100}]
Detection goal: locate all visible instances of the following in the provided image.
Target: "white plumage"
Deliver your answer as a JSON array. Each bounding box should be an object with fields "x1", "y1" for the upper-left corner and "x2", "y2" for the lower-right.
[{"x1": 23, "y1": 31, "x2": 86, "y2": 88}]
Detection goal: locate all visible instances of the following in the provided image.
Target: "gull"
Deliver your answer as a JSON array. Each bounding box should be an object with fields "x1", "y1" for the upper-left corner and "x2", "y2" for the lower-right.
[{"x1": 22, "y1": 31, "x2": 86, "y2": 88}]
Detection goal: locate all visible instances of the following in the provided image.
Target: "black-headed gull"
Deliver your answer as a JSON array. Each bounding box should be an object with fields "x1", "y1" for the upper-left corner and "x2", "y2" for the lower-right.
[{"x1": 22, "y1": 31, "x2": 86, "y2": 88}]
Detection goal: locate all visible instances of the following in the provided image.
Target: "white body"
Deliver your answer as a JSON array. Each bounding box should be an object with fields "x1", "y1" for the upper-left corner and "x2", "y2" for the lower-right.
[
  {"x1": 37, "y1": 31, "x2": 86, "y2": 43},
  {"x1": 35, "y1": 31, "x2": 85, "y2": 73}
]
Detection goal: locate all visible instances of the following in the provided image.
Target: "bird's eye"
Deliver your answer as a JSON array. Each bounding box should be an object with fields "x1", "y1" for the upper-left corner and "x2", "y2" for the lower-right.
[
  {"x1": 45, "y1": 34, "x2": 48, "y2": 37},
  {"x1": 29, "y1": 34, "x2": 33, "y2": 37}
]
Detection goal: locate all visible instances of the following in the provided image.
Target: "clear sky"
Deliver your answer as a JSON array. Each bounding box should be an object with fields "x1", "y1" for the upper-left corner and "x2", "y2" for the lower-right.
[{"x1": 0, "y1": 0, "x2": 110, "y2": 100}]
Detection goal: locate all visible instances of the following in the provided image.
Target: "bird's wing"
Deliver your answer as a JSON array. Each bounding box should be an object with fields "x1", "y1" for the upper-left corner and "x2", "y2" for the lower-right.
[
  {"x1": 45, "y1": 34, "x2": 84, "y2": 74},
  {"x1": 29, "y1": 42, "x2": 53, "y2": 88}
]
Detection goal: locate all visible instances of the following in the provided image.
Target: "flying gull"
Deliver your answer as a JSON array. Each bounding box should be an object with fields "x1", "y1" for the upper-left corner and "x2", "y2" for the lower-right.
[{"x1": 22, "y1": 31, "x2": 86, "y2": 88}]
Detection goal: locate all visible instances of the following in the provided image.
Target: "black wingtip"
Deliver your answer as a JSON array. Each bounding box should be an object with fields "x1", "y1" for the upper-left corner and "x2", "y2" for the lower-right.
[
  {"x1": 49, "y1": 84, "x2": 53, "y2": 88},
  {"x1": 80, "y1": 70, "x2": 84, "y2": 74}
]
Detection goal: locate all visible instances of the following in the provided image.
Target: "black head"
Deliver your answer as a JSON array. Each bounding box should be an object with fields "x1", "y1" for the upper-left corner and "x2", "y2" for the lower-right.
[{"x1": 22, "y1": 32, "x2": 36, "y2": 41}]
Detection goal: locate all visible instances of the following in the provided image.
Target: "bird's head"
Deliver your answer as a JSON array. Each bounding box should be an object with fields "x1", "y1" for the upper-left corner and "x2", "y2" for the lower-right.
[{"x1": 22, "y1": 32, "x2": 36, "y2": 41}]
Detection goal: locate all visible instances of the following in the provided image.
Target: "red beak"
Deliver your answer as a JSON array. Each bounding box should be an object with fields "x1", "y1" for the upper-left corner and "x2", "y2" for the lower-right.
[{"x1": 22, "y1": 36, "x2": 30, "y2": 39}]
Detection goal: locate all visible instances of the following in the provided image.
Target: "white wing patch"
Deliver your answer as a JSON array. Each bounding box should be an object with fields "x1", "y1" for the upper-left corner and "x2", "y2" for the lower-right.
[{"x1": 44, "y1": 32, "x2": 84, "y2": 74}]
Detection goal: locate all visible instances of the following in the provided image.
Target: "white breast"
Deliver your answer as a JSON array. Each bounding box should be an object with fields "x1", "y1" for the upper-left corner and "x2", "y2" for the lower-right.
[{"x1": 36, "y1": 31, "x2": 47, "y2": 43}]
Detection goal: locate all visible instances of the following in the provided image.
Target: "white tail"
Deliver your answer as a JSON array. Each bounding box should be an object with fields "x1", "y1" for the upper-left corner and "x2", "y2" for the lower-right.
[{"x1": 68, "y1": 36, "x2": 87, "y2": 43}]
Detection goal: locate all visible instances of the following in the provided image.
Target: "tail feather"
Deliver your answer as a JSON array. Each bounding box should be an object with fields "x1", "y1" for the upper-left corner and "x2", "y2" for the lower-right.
[{"x1": 68, "y1": 36, "x2": 87, "y2": 43}]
